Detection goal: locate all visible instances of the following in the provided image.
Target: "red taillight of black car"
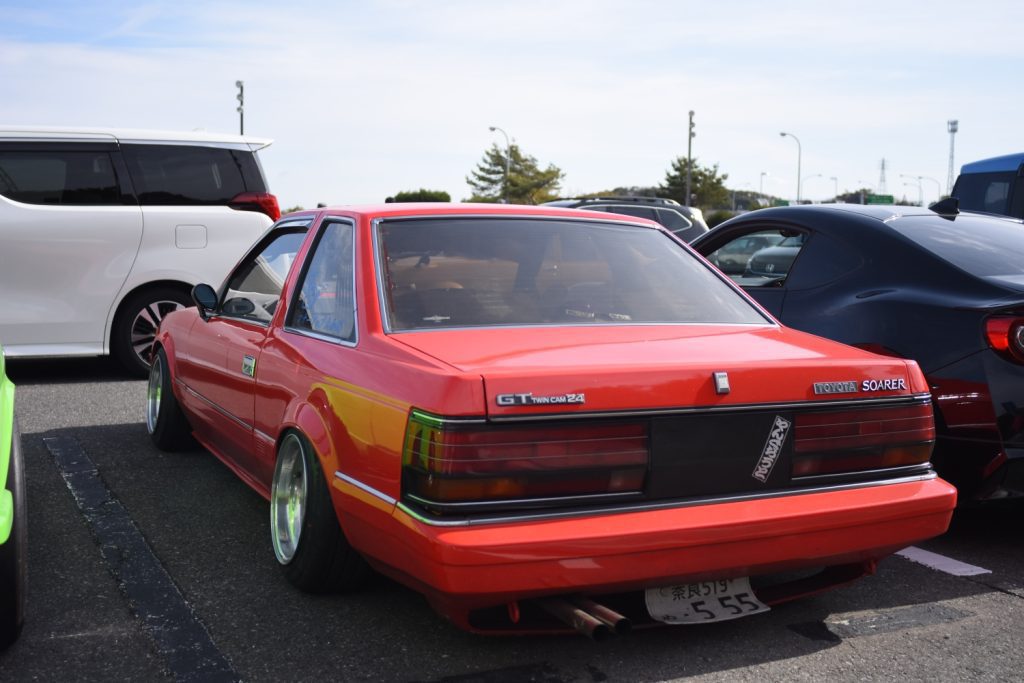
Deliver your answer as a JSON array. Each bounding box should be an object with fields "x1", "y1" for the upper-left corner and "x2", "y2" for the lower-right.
[
  {"x1": 402, "y1": 411, "x2": 649, "y2": 513},
  {"x1": 228, "y1": 191, "x2": 281, "y2": 221},
  {"x1": 792, "y1": 401, "x2": 935, "y2": 478},
  {"x1": 985, "y1": 316, "x2": 1024, "y2": 363}
]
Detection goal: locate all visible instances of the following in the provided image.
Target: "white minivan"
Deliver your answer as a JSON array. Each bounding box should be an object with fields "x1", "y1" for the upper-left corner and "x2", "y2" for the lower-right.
[{"x1": 0, "y1": 126, "x2": 279, "y2": 375}]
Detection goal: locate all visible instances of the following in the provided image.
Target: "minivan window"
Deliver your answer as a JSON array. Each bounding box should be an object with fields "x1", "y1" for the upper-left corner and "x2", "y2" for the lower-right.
[
  {"x1": 954, "y1": 171, "x2": 1015, "y2": 215},
  {"x1": 121, "y1": 144, "x2": 264, "y2": 205},
  {"x1": 0, "y1": 150, "x2": 120, "y2": 205}
]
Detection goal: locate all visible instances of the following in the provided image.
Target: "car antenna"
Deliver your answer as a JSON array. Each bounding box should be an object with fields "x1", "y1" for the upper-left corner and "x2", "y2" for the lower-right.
[{"x1": 928, "y1": 196, "x2": 959, "y2": 215}]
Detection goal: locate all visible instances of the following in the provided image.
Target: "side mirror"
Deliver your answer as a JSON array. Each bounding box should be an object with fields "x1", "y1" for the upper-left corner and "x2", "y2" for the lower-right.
[
  {"x1": 222, "y1": 297, "x2": 257, "y2": 317},
  {"x1": 192, "y1": 284, "x2": 218, "y2": 320}
]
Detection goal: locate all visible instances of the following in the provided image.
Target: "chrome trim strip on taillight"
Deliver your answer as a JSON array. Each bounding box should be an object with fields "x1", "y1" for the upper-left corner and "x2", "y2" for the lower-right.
[
  {"x1": 390, "y1": 470, "x2": 941, "y2": 528},
  {"x1": 485, "y1": 393, "x2": 934, "y2": 423}
]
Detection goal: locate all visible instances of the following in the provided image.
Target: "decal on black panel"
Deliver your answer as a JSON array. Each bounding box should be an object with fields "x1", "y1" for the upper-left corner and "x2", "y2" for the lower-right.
[{"x1": 752, "y1": 415, "x2": 792, "y2": 483}]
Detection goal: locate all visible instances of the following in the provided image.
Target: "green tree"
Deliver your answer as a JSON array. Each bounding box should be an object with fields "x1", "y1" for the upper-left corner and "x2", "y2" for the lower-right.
[
  {"x1": 660, "y1": 158, "x2": 730, "y2": 209},
  {"x1": 389, "y1": 189, "x2": 451, "y2": 202},
  {"x1": 466, "y1": 143, "x2": 564, "y2": 204}
]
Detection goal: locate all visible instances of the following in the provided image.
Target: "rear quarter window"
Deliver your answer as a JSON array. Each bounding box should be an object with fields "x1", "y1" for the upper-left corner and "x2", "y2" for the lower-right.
[{"x1": 121, "y1": 144, "x2": 265, "y2": 205}]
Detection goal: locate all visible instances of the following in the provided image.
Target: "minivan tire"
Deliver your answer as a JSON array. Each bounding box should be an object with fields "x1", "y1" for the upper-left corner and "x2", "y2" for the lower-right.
[{"x1": 112, "y1": 286, "x2": 192, "y2": 377}]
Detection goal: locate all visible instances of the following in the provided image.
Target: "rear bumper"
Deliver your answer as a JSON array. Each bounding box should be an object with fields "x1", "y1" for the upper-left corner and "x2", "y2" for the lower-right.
[{"x1": 340, "y1": 475, "x2": 956, "y2": 619}]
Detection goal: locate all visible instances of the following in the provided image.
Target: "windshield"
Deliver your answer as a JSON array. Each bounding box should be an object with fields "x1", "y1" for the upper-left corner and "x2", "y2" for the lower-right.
[{"x1": 377, "y1": 217, "x2": 768, "y2": 331}]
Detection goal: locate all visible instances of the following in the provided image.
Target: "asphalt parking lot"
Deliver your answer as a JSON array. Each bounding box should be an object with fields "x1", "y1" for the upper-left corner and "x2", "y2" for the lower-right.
[{"x1": 2, "y1": 357, "x2": 1023, "y2": 682}]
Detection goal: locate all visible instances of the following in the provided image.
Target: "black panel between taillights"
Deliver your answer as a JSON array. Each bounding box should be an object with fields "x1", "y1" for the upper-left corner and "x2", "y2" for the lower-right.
[
  {"x1": 644, "y1": 399, "x2": 934, "y2": 500},
  {"x1": 647, "y1": 410, "x2": 796, "y2": 499}
]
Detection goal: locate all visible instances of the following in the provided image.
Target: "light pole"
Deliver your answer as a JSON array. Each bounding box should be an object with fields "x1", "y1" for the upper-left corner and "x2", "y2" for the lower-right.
[
  {"x1": 857, "y1": 180, "x2": 874, "y2": 205},
  {"x1": 235, "y1": 80, "x2": 244, "y2": 135},
  {"x1": 686, "y1": 111, "x2": 695, "y2": 207},
  {"x1": 830, "y1": 176, "x2": 839, "y2": 200},
  {"x1": 920, "y1": 175, "x2": 943, "y2": 203},
  {"x1": 900, "y1": 174, "x2": 926, "y2": 206},
  {"x1": 802, "y1": 173, "x2": 822, "y2": 200},
  {"x1": 947, "y1": 119, "x2": 958, "y2": 195},
  {"x1": 488, "y1": 126, "x2": 511, "y2": 203},
  {"x1": 780, "y1": 132, "x2": 802, "y2": 203},
  {"x1": 903, "y1": 181, "x2": 923, "y2": 207},
  {"x1": 759, "y1": 171, "x2": 768, "y2": 195}
]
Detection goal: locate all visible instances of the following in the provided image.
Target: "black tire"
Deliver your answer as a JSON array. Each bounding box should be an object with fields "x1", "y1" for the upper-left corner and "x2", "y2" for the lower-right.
[
  {"x1": 112, "y1": 286, "x2": 192, "y2": 377},
  {"x1": 270, "y1": 431, "x2": 368, "y2": 593},
  {"x1": 145, "y1": 347, "x2": 196, "y2": 452},
  {"x1": 0, "y1": 421, "x2": 27, "y2": 650}
]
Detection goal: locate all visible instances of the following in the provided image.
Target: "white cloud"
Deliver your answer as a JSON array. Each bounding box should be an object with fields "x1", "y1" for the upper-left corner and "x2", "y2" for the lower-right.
[{"x1": 2, "y1": 0, "x2": 1022, "y2": 207}]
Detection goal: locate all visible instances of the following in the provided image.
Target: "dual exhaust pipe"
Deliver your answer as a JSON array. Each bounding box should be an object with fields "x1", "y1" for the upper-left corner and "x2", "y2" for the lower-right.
[{"x1": 536, "y1": 596, "x2": 632, "y2": 641}]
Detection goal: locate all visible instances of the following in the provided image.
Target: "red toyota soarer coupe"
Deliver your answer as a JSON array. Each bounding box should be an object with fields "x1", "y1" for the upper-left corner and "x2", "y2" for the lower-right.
[{"x1": 146, "y1": 203, "x2": 956, "y2": 638}]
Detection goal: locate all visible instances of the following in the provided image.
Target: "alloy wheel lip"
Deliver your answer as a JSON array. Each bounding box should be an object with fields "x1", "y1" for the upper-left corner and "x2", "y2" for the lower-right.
[
  {"x1": 131, "y1": 300, "x2": 185, "y2": 367},
  {"x1": 145, "y1": 354, "x2": 162, "y2": 434},
  {"x1": 271, "y1": 433, "x2": 308, "y2": 565}
]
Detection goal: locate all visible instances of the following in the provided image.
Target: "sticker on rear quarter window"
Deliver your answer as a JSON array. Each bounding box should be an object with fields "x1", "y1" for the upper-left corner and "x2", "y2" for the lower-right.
[{"x1": 751, "y1": 415, "x2": 791, "y2": 483}]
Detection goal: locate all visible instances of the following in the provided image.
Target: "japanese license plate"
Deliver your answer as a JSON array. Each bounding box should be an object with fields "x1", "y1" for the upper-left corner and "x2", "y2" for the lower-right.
[{"x1": 645, "y1": 577, "x2": 769, "y2": 624}]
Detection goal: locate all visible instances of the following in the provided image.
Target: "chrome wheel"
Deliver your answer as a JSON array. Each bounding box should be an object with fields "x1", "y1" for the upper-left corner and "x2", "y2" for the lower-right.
[
  {"x1": 131, "y1": 299, "x2": 185, "y2": 367},
  {"x1": 145, "y1": 353, "x2": 163, "y2": 434},
  {"x1": 271, "y1": 433, "x2": 308, "y2": 565}
]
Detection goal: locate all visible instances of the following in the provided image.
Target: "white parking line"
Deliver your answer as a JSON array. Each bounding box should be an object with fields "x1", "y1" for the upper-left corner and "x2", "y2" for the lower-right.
[{"x1": 897, "y1": 546, "x2": 992, "y2": 577}]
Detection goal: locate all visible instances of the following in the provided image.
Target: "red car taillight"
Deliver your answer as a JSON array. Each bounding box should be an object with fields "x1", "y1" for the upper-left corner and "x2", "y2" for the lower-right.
[
  {"x1": 985, "y1": 317, "x2": 1024, "y2": 363},
  {"x1": 792, "y1": 401, "x2": 935, "y2": 477},
  {"x1": 402, "y1": 411, "x2": 649, "y2": 513},
  {"x1": 228, "y1": 191, "x2": 281, "y2": 221}
]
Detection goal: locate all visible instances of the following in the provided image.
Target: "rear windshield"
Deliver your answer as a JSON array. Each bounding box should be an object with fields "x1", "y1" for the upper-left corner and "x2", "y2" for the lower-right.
[
  {"x1": 377, "y1": 217, "x2": 768, "y2": 331},
  {"x1": 891, "y1": 215, "x2": 1024, "y2": 281}
]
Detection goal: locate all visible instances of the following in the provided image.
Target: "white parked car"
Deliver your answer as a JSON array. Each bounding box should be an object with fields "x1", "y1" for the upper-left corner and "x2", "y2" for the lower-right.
[{"x1": 0, "y1": 126, "x2": 279, "y2": 375}]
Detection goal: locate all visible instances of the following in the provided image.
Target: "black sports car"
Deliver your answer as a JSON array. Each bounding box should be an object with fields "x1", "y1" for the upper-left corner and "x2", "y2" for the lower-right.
[{"x1": 693, "y1": 202, "x2": 1024, "y2": 501}]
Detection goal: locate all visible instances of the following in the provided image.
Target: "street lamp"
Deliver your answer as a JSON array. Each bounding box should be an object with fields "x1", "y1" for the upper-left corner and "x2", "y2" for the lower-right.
[
  {"x1": 903, "y1": 181, "x2": 923, "y2": 207},
  {"x1": 488, "y1": 126, "x2": 511, "y2": 204},
  {"x1": 909, "y1": 175, "x2": 943, "y2": 203},
  {"x1": 802, "y1": 173, "x2": 822, "y2": 200},
  {"x1": 947, "y1": 120, "x2": 959, "y2": 195},
  {"x1": 900, "y1": 174, "x2": 925, "y2": 206},
  {"x1": 780, "y1": 132, "x2": 802, "y2": 203},
  {"x1": 829, "y1": 176, "x2": 839, "y2": 200},
  {"x1": 759, "y1": 171, "x2": 769, "y2": 195},
  {"x1": 686, "y1": 111, "x2": 696, "y2": 207},
  {"x1": 235, "y1": 80, "x2": 244, "y2": 135}
]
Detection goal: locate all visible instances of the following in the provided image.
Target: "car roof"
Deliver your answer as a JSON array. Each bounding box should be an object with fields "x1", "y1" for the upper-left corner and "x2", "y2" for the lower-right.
[
  {"x1": 545, "y1": 196, "x2": 682, "y2": 207},
  {"x1": 298, "y1": 202, "x2": 666, "y2": 227},
  {"x1": 0, "y1": 125, "x2": 272, "y2": 149},
  {"x1": 959, "y1": 153, "x2": 1024, "y2": 174}
]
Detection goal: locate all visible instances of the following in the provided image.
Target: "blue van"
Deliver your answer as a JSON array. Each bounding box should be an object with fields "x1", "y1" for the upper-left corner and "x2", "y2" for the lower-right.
[{"x1": 951, "y1": 153, "x2": 1024, "y2": 219}]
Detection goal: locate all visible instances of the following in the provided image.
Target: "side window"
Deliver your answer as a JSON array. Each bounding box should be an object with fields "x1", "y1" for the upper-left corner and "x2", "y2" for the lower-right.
[
  {"x1": 707, "y1": 230, "x2": 786, "y2": 276},
  {"x1": 289, "y1": 221, "x2": 356, "y2": 342},
  {"x1": 120, "y1": 144, "x2": 250, "y2": 205},
  {"x1": 0, "y1": 149, "x2": 120, "y2": 205},
  {"x1": 605, "y1": 205, "x2": 658, "y2": 222},
  {"x1": 954, "y1": 171, "x2": 1015, "y2": 216},
  {"x1": 221, "y1": 230, "x2": 307, "y2": 323},
  {"x1": 655, "y1": 208, "x2": 692, "y2": 233}
]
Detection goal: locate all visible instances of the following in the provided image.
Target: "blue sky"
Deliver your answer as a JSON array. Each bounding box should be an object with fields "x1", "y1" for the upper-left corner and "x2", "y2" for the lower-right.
[{"x1": 2, "y1": 0, "x2": 1021, "y2": 209}]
